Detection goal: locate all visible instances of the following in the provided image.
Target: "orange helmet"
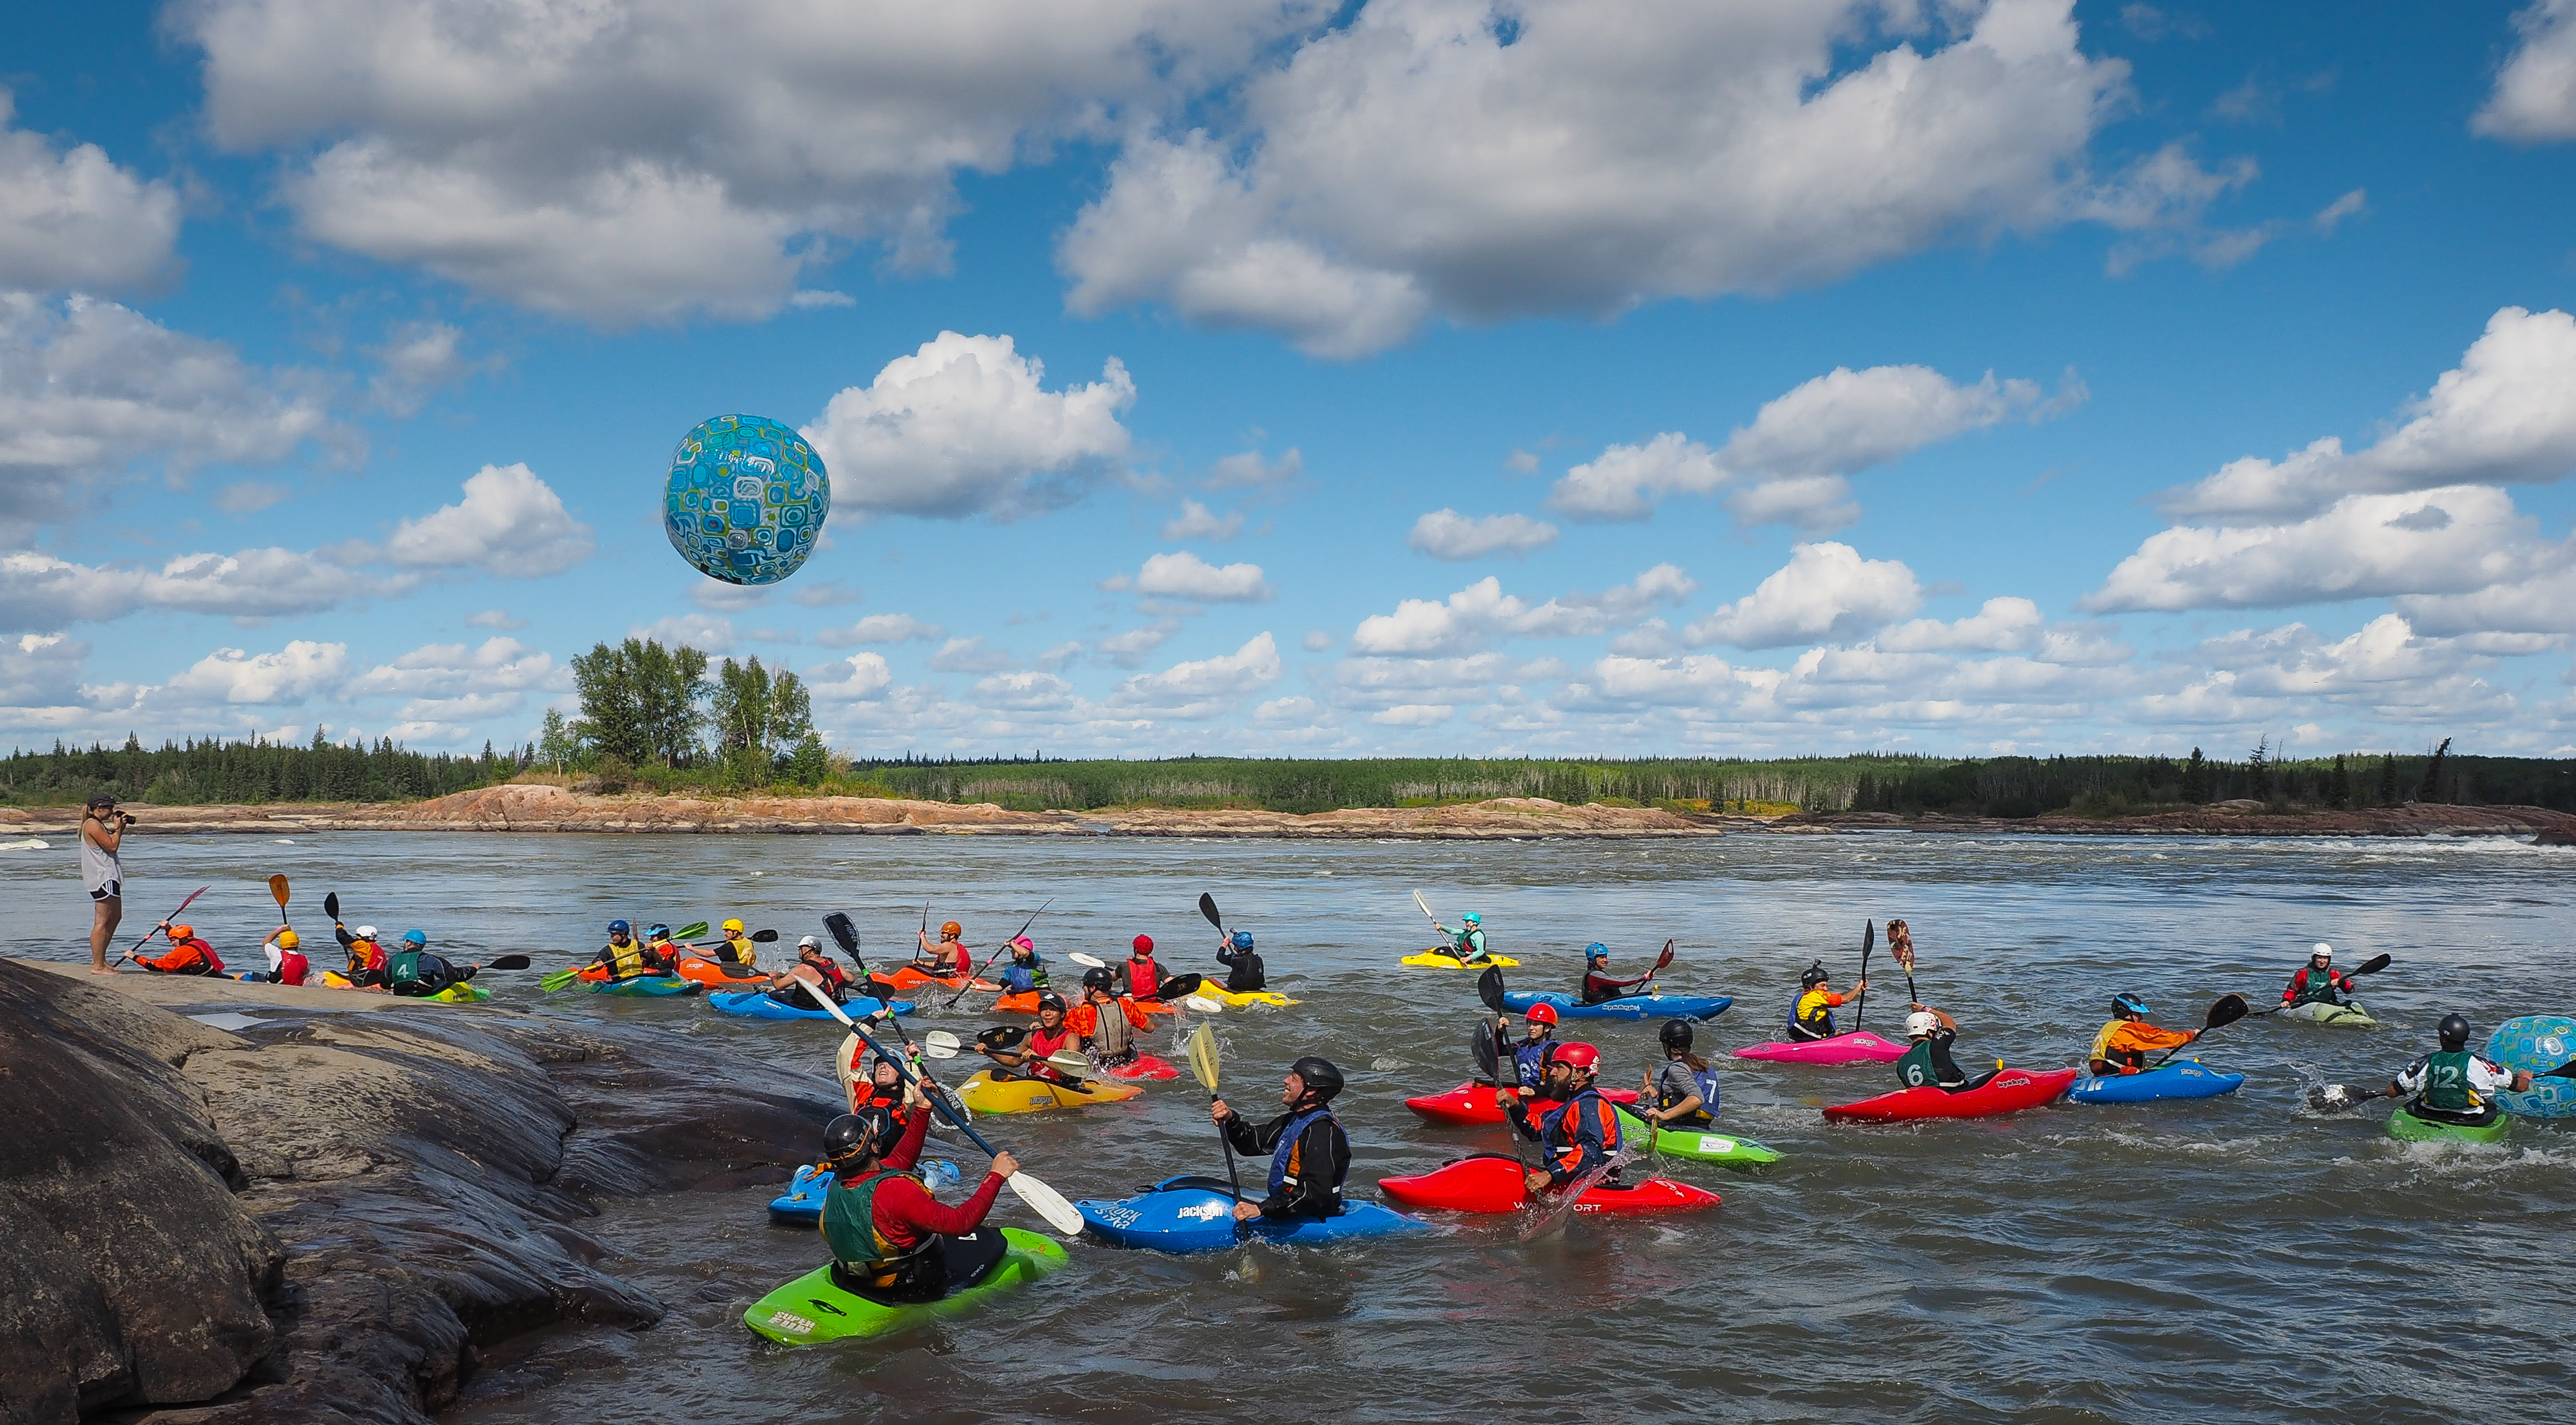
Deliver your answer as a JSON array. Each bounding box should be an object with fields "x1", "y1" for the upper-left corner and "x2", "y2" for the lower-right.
[
  {"x1": 940, "y1": 921, "x2": 962, "y2": 938},
  {"x1": 170, "y1": 924, "x2": 195, "y2": 940}
]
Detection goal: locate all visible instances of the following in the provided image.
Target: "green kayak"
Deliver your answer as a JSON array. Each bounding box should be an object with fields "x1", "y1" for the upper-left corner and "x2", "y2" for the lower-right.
[
  {"x1": 2386, "y1": 1105, "x2": 2512, "y2": 1145},
  {"x1": 745, "y1": 1228, "x2": 1067, "y2": 1345},
  {"x1": 1616, "y1": 1107, "x2": 1784, "y2": 1167},
  {"x1": 427, "y1": 982, "x2": 490, "y2": 1004},
  {"x1": 2280, "y1": 1000, "x2": 2376, "y2": 1028}
]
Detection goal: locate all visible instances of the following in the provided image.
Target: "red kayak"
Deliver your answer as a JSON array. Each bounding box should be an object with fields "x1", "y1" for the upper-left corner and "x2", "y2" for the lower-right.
[
  {"x1": 1404, "y1": 1082, "x2": 1641, "y2": 1126},
  {"x1": 1821, "y1": 1066, "x2": 2081, "y2": 1122},
  {"x1": 1100, "y1": 1053, "x2": 1180, "y2": 1080},
  {"x1": 1377, "y1": 1154, "x2": 1720, "y2": 1215}
]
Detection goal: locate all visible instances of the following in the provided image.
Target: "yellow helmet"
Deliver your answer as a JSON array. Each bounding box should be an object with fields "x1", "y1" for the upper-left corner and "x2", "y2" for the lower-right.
[
  {"x1": 275, "y1": 928, "x2": 300, "y2": 950},
  {"x1": 722, "y1": 917, "x2": 745, "y2": 934}
]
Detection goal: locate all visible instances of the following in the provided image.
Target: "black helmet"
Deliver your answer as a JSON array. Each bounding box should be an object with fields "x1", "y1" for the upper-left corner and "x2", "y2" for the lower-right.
[
  {"x1": 1658, "y1": 1018, "x2": 1694, "y2": 1050},
  {"x1": 2113, "y1": 992, "x2": 2150, "y2": 1018},
  {"x1": 1289, "y1": 1055, "x2": 1344, "y2": 1105},
  {"x1": 823, "y1": 1107, "x2": 896, "y2": 1163},
  {"x1": 976, "y1": 1025, "x2": 1027, "y2": 1053},
  {"x1": 1081, "y1": 966, "x2": 1115, "y2": 993},
  {"x1": 1799, "y1": 961, "x2": 1829, "y2": 990},
  {"x1": 1036, "y1": 991, "x2": 1068, "y2": 1014},
  {"x1": 2437, "y1": 1013, "x2": 2472, "y2": 1051}
]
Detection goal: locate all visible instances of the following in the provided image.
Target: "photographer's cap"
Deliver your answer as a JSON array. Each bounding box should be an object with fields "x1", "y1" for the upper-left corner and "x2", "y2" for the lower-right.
[{"x1": 86, "y1": 792, "x2": 117, "y2": 809}]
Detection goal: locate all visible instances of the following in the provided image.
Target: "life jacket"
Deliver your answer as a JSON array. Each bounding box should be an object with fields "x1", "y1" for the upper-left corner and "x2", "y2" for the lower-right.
[
  {"x1": 1221, "y1": 947, "x2": 1264, "y2": 992},
  {"x1": 599, "y1": 938, "x2": 647, "y2": 979},
  {"x1": 1790, "y1": 988, "x2": 1839, "y2": 1039},
  {"x1": 387, "y1": 949, "x2": 456, "y2": 996},
  {"x1": 643, "y1": 938, "x2": 679, "y2": 971},
  {"x1": 1028, "y1": 1022, "x2": 1076, "y2": 1079},
  {"x1": 2089, "y1": 1018, "x2": 2144, "y2": 1074},
  {"x1": 274, "y1": 948, "x2": 309, "y2": 985},
  {"x1": 1080, "y1": 998, "x2": 1136, "y2": 1059},
  {"x1": 2290, "y1": 966, "x2": 2342, "y2": 1006},
  {"x1": 820, "y1": 1167, "x2": 939, "y2": 1295},
  {"x1": 1896, "y1": 1035, "x2": 1963, "y2": 1089},
  {"x1": 1450, "y1": 928, "x2": 1486, "y2": 960},
  {"x1": 347, "y1": 938, "x2": 386, "y2": 976},
  {"x1": 1267, "y1": 1106, "x2": 1341, "y2": 1205},
  {"x1": 1511, "y1": 1038, "x2": 1552, "y2": 1093},
  {"x1": 999, "y1": 961, "x2": 1038, "y2": 994},
  {"x1": 853, "y1": 1081, "x2": 917, "y2": 1132},
  {"x1": 1125, "y1": 955, "x2": 1161, "y2": 998},
  {"x1": 1538, "y1": 1088, "x2": 1620, "y2": 1175},
  {"x1": 1657, "y1": 1057, "x2": 1720, "y2": 1122},
  {"x1": 721, "y1": 934, "x2": 757, "y2": 967},
  {"x1": 814, "y1": 958, "x2": 852, "y2": 995},
  {"x1": 143, "y1": 937, "x2": 223, "y2": 976},
  {"x1": 2418, "y1": 1049, "x2": 2483, "y2": 1113}
]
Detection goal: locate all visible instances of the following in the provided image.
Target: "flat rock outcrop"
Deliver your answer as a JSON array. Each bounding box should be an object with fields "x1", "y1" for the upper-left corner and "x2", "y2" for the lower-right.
[{"x1": 1773, "y1": 802, "x2": 2576, "y2": 838}]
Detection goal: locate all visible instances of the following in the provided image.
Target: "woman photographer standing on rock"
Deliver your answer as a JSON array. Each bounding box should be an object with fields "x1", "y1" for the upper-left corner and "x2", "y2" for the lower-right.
[{"x1": 81, "y1": 792, "x2": 130, "y2": 974}]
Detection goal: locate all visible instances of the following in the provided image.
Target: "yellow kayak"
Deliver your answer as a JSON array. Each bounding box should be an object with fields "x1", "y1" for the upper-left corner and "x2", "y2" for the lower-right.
[
  {"x1": 1193, "y1": 983, "x2": 1299, "y2": 1007},
  {"x1": 953, "y1": 1070, "x2": 1144, "y2": 1115},
  {"x1": 1400, "y1": 951, "x2": 1519, "y2": 969}
]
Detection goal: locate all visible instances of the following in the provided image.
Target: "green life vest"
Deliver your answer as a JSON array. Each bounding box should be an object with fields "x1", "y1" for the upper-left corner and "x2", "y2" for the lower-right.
[
  {"x1": 1453, "y1": 928, "x2": 1486, "y2": 959},
  {"x1": 1895, "y1": 1038, "x2": 1961, "y2": 1089},
  {"x1": 821, "y1": 1168, "x2": 931, "y2": 1287},
  {"x1": 2419, "y1": 1049, "x2": 2479, "y2": 1113},
  {"x1": 2293, "y1": 966, "x2": 2342, "y2": 1005}
]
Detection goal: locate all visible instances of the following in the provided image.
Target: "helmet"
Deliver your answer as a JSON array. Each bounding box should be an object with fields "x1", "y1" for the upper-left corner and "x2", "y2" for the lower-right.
[
  {"x1": 1461, "y1": 912, "x2": 1482, "y2": 925},
  {"x1": 798, "y1": 934, "x2": 820, "y2": 949},
  {"x1": 2112, "y1": 992, "x2": 2150, "y2": 1018},
  {"x1": 1524, "y1": 1002, "x2": 1559, "y2": 1026},
  {"x1": 1659, "y1": 1018, "x2": 1694, "y2": 1050},
  {"x1": 170, "y1": 924, "x2": 194, "y2": 940},
  {"x1": 2310, "y1": 942, "x2": 2332, "y2": 961},
  {"x1": 1081, "y1": 966, "x2": 1115, "y2": 993},
  {"x1": 274, "y1": 928, "x2": 299, "y2": 950},
  {"x1": 648, "y1": 923, "x2": 672, "y2": 940},
  {"x1": 1906, "y1": 1011, "x2": 1940, "y2": 1038},
  {"x1": 797, "y1": 939, "x2": 825, "y2": 957},
  {"x1": 355, "y1": 925, "x2": 378, "y2": 940},
  {"x1": 723, "y1": 918, "x2": 744, "y2": 934},
  {"x1": 400, "y1": 930, "x2": 426, "y2": 947},
  {"x1": 1010, "y1": 935, "x2": 1034, "y2": 953},
  {"x1": 1230, "y1": 930, "x2": 1254, "y2": 951},
  {"x1": 1584, "y1": 943, "x2": 1609, "y2": 961},
  {"x1": 608, "y1": 919, "x2": 630, "y2": 934},
  {"x1": 1552, "y1": 1042, "x2": 1602, "y2": 1074},
  {"x1": 823, "y1": 1107, "x2": 897, "y2": 1163},
  {"x1": 1288, "y1": 1055, "x2": 1345, "y2": 1104},
  {"x1": 1131, "y1": 934, "x2": 1154, "y2": 954},
  {"x1": 1036, "y1": 992, "x2": 1068, "y2": 1015},
  {"x1": 2438, "y1": 1013, "x2": 2472, "y2": 1051},
  {"x1": 976, "y1": 1025, "x2": 1027, "y2": 1052},
  {"x1": 941, "y1": 921, "x2": 963, "y2": 938},
  {"x1": 1799, "y1": 961, "x2": 1829, "y2": 989}
]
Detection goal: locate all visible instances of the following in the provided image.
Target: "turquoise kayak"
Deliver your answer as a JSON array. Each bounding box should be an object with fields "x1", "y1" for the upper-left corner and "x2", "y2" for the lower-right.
[
  {"x1": 590, "y1": 975, "x2": 698, "y2": 998},
  {"x1": 744, "y1": 1227, "x2": 1067, "y2": 1344}
]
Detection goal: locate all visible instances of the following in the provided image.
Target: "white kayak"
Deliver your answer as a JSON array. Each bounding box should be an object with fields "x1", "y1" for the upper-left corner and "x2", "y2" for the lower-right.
[{"x1": 2280, "y1": 999, "x2": 2376, "y2": 1028}]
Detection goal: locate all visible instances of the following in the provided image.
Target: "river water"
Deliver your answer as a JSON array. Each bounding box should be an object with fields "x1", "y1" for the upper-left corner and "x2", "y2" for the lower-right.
[{"x1": 8, "y1": 829, "x2": 2573, "y2": 1423}]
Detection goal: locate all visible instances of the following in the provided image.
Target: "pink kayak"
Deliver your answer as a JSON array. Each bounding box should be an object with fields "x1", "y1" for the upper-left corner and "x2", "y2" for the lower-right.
[{"x1": 1733, "y1": 1031, "x2": 1908, "y2": 1065}]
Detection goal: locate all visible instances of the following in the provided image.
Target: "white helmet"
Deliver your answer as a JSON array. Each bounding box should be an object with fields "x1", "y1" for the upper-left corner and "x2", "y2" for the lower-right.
[
  {"x1": 798, "y1": 934, "x2": 820, "y2": 949},
  {"x1": 2310, "y1": 942, "x2": 2332, "y2": 960},
  {"x1": 1905, "y1": 1011, "x2": 1939, "y2": 1038},
  {"x1": 355, "y1": 925, "x2": 378, "y2": 939}
]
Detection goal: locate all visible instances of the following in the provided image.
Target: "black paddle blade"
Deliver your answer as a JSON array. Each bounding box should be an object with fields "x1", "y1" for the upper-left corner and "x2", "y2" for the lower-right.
[
  {"x1": 323, "y1": 891, "x2": 340, "y2": 921},
  {"x1": 2308, "y1": 1083, "x2": 2365, "y2": 1113},
  {"x1": 1158, "y1": 972, "x2": 1203, "y2": 999},
  {"x1": 823, "y1": 912, "x2": 860, "y2": 957},
  {"x1": 2352, "y1": 953, "x2": 2392, "y2": 976},
  {"x1": 2204, "y1": 993, "x2": 2250, "y2": 1030},
  {"x1": 2542, "y1": 1058, "x2": 2576, "y2": 1081},
  {"x1": 1476, "y1": 964, "x2": 1507, "y2": 1014},
  {"x1": 1863, "y1": 920, "x2": 1875, "y2": 955},
  {"x1": 1198, "y1": 892, "x2": 1223, "y2": 930},
  {"x1": 485, "y1": 954, "x2": 531, "y2": 970},
  {"x1": 750, "y1": 928, "x2": 778, "y2": 942},
  {"x1": 1471, "y1": 1024, "x2": 1500, "y2": 1081}
]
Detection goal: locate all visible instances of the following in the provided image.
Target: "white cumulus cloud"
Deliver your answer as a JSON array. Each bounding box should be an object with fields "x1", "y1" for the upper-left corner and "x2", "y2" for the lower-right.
[
  {"x1": 816, "y1": 614, "x2": 945, "y2": 647},
  {"x1": 1683, "y1": 542, "x2": 1922, "y2": 648},
  {"x1": 161, "y1": 641, "x2": 351, "y2": 705},
  {"x1": 807, "y1": 652, "x2": 894, "y2": 701},
  {"x1": 0, "y1": 90, "x2": 181, "y2": 293},
  {"x1": 1161, "y1": 500, "x2": 1245, "y2": 541},
  {"x1": 381, "y1": 463, "x2": 595, "y2": 576},
  {"x1": 2477, "y1": 0, "x2": 2576, "y2": 142},
  {"x1": 1105, "y1": 551, "x2": 1273, "y2": 603},
  {"x1": 1111, "y1": 632, "x2": 1281, "y2": 717},
  {"x1": 1408, "y1": 509, "x2": 1559, "y2": 560},
  {"x1": 1351, "y1": 565, "x2": 1694, "y2": 657},
  {"x1": 2087, "y1": 485, "x2": 2551, "y2": 613}
]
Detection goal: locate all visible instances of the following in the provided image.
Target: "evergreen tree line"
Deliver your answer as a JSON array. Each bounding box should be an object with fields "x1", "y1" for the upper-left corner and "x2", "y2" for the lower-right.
[{"x1": 0, "y1": 732, "x2": 520, "y2": 807}]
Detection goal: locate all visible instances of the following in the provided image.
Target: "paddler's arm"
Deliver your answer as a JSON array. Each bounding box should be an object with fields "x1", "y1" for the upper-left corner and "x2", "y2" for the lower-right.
[
  {"x1": 1212, "y1": 1102, "x2": 1272, "y2": 1155},
  {"x1": 878, "y1": 1161, "x2": 1010, "y2": 1237},
  {"x1": 880, "y1": 1093, "x2": 937, "y2": 1171}
]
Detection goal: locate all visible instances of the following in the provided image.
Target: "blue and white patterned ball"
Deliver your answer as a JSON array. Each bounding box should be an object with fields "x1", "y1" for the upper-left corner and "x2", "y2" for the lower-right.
[
  {"x1": 663, "y1": 414, "x2": 829, "y2": 586},
  {"x1": 2488, "y1": 1014, "x2": 2576, "y2": 1119}
]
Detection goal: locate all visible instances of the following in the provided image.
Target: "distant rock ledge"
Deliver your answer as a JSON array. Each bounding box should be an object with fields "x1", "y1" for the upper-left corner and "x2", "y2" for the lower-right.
[{"x1": 1771, "y1": 801, "x2": 2576, "y2": 839}]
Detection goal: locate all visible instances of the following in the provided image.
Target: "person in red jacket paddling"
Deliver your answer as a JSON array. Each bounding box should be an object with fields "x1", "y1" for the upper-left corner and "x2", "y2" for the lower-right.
[
  {"x1": 136, "y1": 922, "x2": 223, "y2": 976},
  {"x1": 818, "y1": 1104, "x2": 1018, "y2": 1304}
]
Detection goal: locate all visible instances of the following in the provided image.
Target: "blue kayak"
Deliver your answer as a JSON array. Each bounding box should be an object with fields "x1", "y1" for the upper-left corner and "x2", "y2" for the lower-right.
[
  {"x1": 2068, "y1": 1060, "x2": 2245, "y2": 1104},
  {"x1": 768, "y1": 1161, "x2": 963, "y2": 1223},
  {"x1": 1499, "y1": 991, "x2": 1732, "y2": 1022},
  {"x1": 709, "y1": 990, "x2": 912, "y2": 1020},
  {"x1": 1076, "y1": 1176, "x2": 1433, "y2": 1253}
]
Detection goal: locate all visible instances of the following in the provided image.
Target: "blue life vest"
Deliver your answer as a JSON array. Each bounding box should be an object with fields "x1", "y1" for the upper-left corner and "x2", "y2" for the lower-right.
[
  {"x1": 1000, "y1": 961, "x2": 1038, "y2": 994},
  {"x1": 1511, "y1": 1039, "x2": 1551, "y2": 1091},
  {"x1": 1268, "y1": 1107, "x2": 1337, "y2": 1197}
]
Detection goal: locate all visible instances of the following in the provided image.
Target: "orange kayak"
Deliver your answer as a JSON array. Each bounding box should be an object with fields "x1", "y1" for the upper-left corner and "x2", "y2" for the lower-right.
[
  {"x1": 675, "y1": 956, "x2": 769, "y2": 988},
  {"x1": 883, "y1": 965, "x2": 1001, "y2": 993}
]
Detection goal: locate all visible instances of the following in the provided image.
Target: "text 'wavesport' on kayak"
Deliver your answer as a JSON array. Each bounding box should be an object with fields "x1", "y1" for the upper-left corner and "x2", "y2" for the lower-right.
[{"x1": 1076, "y1": 1176, "x2": 1433, "y2": 1253}]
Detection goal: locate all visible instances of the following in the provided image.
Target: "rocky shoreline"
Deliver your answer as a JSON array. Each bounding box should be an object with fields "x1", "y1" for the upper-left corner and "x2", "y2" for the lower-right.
[{"x1": 0, "y1": 961, "x2": 835, "y2": 1425}]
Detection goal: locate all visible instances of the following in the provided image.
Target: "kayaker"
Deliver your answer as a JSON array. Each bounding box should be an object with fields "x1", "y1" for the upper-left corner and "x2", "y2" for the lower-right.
[
  {"x1": 1578, "y1": 943, "x2": 1656, "y2": 1005},
  {"x1": 716, "y1": 918, "x2": 759, "y2": 969},
  {"x1": 591, "y1": 920, "x2": 653, "y2": 981},
  {"x1": 1211, "y1": 1056, "x2": 1351, "y2": 1223},
  {"x1": 2378, "y1": 1013, "x2": 2531, "y2": 1130},
  {"x1": 979, "y1": 995, "x2": 1084, "y2": 1084},
  {"x1": 844, "y1": 1049, "x2": 924, "y2": 1128},
  {"x1": 915, "y1": 921, "x2": 970, "y2": 977},
  {"x1": 769, "y1": 940, "x2": 852, "y2": 1007},
  {"x1": 1429, "y1": 911, "x2": 1491, "y2": 965},
  {"x1": 1786, "y1": 962, "x2": 1866, "y2": 1042},
  {"x1": 1896, "y1": 1006, "x2": 1995, "y2": 1093},
  {"x1": 386, "y1": 930, "x2": 471, "y2": 998},
  {"x1": 335, "y1": 920, "x2": 390, "y2": 988},
  {"x1": 1508, "y1": 1042, "x2": 1624, "y2": 1193},
  {"x1": 1639, "y1": 1019, "x2": 1720, "y2": 1129},
  {"x1": 136, "y1": 923, "x2": 224, "y2": 976},
  {"x1": 642, "y1": 924, "x2": 682, "y2": 972},
  {"x1": 2087, "y1": 993, "x2": 2199, "y2": 1076},
  {"x1": 1216, "y1": 930, "x2": 1266, "y2": 992},
  {"x1": 1118, "y1": 935, "x2": 1164, "y2": 1001},
  {"x1": 996, "y1": 936, "x2": 1046, "y2": 995},
  {"x1": 2281, "y1": 943, "x2": 2356, "y2": 1010},
  {"x1": 1072, "y1": 967, "x2": 1156, "y2": 1071},
  {"x1": 1511, "y1": 1003, "x2": 1559, "y2": 1094},
  {"x1": 259, "y1": 927, "x2": 310, "y2": 986},
  {"x1": 818, "y1": 1104, "x2": 1019, "y2": 1304}
]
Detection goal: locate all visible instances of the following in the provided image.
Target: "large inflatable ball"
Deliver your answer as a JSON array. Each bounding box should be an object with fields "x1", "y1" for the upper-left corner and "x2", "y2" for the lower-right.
[
  {"x1": 2487, "y1": 1015, "x2": 2576, "y2": 1120},
  {"x1": 663, "y1": 414, "x2": 829, "y2": 586}
]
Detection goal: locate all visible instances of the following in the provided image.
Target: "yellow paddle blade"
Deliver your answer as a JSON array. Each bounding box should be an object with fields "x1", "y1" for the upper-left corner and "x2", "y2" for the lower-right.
[{"x1": 1186, "y1": 1021, "x2": 1221, "y2": 1093}]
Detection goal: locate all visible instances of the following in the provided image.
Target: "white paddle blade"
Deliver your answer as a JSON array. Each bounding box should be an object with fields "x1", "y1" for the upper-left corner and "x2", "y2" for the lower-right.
[
  {"x1": 1184, "y1": 1021, "x2": 1221, "y2": 1093},
  {"x1": 1068, "y1": 952, "x2": 1108, "y2": 969},
  {"x1": 800, "y1": 979, "x2": 857, "y2": 1026},
  {"x1": 923, "y1": 1030, "x2": 962, "y2": 1053},
  {"x1": 1181, "y1": 994, "x2": 1223, "y2": 1015},
  {"x1": 1006, "y1": 1171, "x2": 1086, "y2": 1236}
]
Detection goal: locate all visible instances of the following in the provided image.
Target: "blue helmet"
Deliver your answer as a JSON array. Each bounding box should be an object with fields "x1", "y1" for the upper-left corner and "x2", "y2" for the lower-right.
[
  {"x1": 607, "y1": 919, "x2": 631, "y2": 934},
  {"x1": 1584, "y1": 942, "x2": 1609, "y2": 960},
  {"x1": 2112, "y1": 992, "x2": 2150, "y2": 1017},
  {"x1": 400, "y1": 930, "x2": 427, "y2": 947},
  {"x1": 647, "y1": 923, "x2": 672, "y2": 940},
  {"x1": 1229, "y1": 930, "x2": 1254, "y2": 951}
]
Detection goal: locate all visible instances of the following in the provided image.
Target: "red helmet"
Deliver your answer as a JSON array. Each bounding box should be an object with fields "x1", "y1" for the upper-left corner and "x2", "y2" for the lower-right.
[
  {"x1": 1552, "y1": 1042, "x2": 1601, "y2": 1072},
  {"x1": 1131, "y1": 934, "x2": 1154, "y2": 954},
  {"x1": 1524, "y1": 1003, "x2": 1559, "y2": 1026}
]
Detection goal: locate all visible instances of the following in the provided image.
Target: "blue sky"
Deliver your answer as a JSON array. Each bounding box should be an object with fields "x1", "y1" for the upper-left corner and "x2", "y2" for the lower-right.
[{"x1": 7, "y1": 0, "x2": 2576, "y2": 761}]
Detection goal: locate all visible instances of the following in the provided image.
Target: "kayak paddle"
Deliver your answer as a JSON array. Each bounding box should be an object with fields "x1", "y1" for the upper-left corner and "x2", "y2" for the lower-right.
[
  {"x1": 1185, "y1": 1020, "x2": 1248, "y2": 1204},
  {"x1": 1067, "y1": 951, "x2": 1109, "y2": 969},
  {"x1": 750, "y1": 928, "x2": 779, "y2": 943},
  {"x1": 478, "y1": 954, "x2": 532, "y2": 972},
  {"x1": 121, "y1": 884, "x2": 212, "y2": 963},
  {"x1": 2257, "y1": 954, "x2": 2391, "y2": 1015},
  {"x1": 1474, "y1": 966, "x2": 1548, "y2": 1177},
  {"x1": 269, "y1": 874, "x2": 291, "y2": 927},
  {"x1": 1890, "y1": 924, "x2": 1918, "y2": 1004},
  {"x1": 945, "y1": 897, "x2": 1053, "y2": 1008},
  {"x1": 802, "y1": 980, "x2": 1083, "y2": 1236},
  {"x1": 1199, "y1": 892, "x2": 1226, "y2": 934},
  {"x1": 1853, "y1": 921, "x2": 1874, "y2": 1034},
  {"x1": 538, "y1": 965, "x2": 586, "y2": 992},
  {"x1": 2148, "y1": 994, "x2": 2250, "y2": 1068},
  {"x1": 323, "y1": 890, "x2": 340, "y2": 924},
  {"x1": 1520, "y1": 1139, "x2": 1637, "y2": 1243},
  {"x1": 1412, "y1": 888, "x2": 1440, "y2": 929}
]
